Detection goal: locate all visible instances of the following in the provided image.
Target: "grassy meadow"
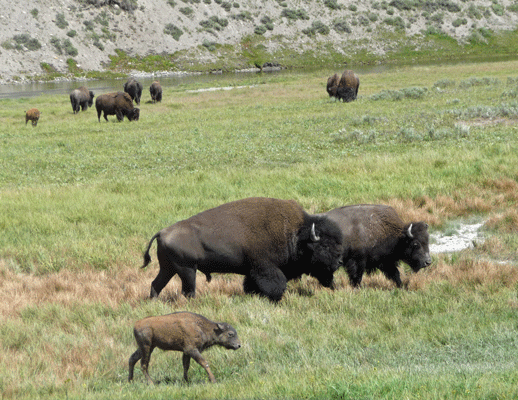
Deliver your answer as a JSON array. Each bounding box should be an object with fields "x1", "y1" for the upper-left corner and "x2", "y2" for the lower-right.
[{"x1": 1, "y1": 60, "x2": 518, "y2": 399}]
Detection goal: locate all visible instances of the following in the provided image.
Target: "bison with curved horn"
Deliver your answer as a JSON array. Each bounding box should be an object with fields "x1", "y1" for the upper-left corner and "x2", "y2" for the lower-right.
[
  {"x1": 325, "y1": 204, "x2": 431, "y2": 288},
  {"x1": 141, "y1": 197, "x2": 344, "y2": 302}
]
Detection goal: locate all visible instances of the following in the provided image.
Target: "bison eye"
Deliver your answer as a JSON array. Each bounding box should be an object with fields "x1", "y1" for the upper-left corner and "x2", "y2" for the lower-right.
[{"x1": 228, "y1": 332, "x2": 235, "y2": 338}]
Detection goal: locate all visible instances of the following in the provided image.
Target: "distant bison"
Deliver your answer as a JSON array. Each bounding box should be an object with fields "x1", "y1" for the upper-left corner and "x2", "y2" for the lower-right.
[
  {"x1": 128, "y1": 312, "x2": 241, "y2": 384},
  {"x1": 70, "y1": 86, "x2": 95, "y2": 113},
  {"x1": 123, "y1": 78, "x2": 143, "y2": 105},
  {"x1": 325, "y1": 204, "x2": 431, "y2": 288},
  {"x1": 95, "y1": 92, "x2": 140, "y2": 122},
  {"x1": 326, "y1": 73, "x2": 340, "y2": 98},
  {"x1": 327, "y1": 70, "x2": 359, "y2": 102},
  {"x1": 149, "y1": 81, "x2": 162, "y2": 103},
  {"x1": 25, "y1": 108, "x2": 40, "y2": 126},
  {"x1": 141, "y1": 197, "x2": 344, "y2": 302}
]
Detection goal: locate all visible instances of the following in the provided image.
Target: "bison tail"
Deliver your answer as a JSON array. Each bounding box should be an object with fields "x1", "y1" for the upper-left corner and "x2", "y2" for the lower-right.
[{"x1": 141, "y1": 232, "x2": 160, "y2": 268}]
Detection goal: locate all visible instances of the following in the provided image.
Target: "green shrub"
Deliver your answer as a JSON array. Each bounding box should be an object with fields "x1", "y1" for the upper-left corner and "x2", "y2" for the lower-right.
[
  {"x1": 63, "y1": 39, "x2": 78, "y2": 56},
  {"x1": 179, "y1": 7, "x2": 194, "y2": 16},
  {"x1": 492, "y1": 3, "x2": 505, "y2": 16},
  {"x1": 200, "y1": 16, "x2": 228, "y2": 31},
  {"x1": 55, "y1": 12, "x2": 68, "y2": 29},
  {"x1": 164, "y1": 24, "x2": 183, "y2": 41},
  {"x1": 452, "y1": 18, "x2": 467, "y2": 28},
  {"x1": 281, "y1": 8, "x2": 309, "y2": 20},
  {"x1": 254, "y1": 25, "x2": 267, "y2": 35},
  {"x1": 348, "y1": 4, "x2": 357, "y2": 11},
  {"x1": 233, "y1": 11, "x2": 253, "y2": 21},
  {"x1": 324, "y1": 0, "x2": 341, "y2": 10},
  {"x1": 50, "y1": 37, "x2": 63, "y2": 54},
  {"x1": 67, "y1": 30, "x2": 77, "y2": 38},
  {"x1": 467, "y1": 4, "x2": 483, "y2": 19},
  {"x1": 433, "y1": 78, "x2": 456, "y2": 89},
  {"x1": 31, "y1": 8, "x2": 38, "y2": 18},
  {"x1": 167, "y1": 0, "x2": 176, "y2": 6},
  {"x1": 384, "y1": 16, "x2": 405, "y2": 30},
  {"x1": 202, "y1": 39, "x2": 217, "y2": 51},
  {"x1": 334, "y1": 20, "x2": 352, "y2": 33},
  {"x1": 221, "y1": 1, "x2": 232, "y2": 11},
  {"x1": 10, "y1": 34, "x2": 42, "y2": 51},
  {"x1": 260, "y1": 16, "x2": 274, "y2": 30},
  {"x1": 203, "y1": 0, "x2": 211, "y2": 3},
  {"x1": 302, "y1": 21, "x2": 330, "y2": 36}
]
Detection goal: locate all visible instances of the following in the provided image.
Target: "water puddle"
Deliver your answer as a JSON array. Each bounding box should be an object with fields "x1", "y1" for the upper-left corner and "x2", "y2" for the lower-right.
[{"x1": 430, "y1": 222, "x2": 484, "y2": 254}]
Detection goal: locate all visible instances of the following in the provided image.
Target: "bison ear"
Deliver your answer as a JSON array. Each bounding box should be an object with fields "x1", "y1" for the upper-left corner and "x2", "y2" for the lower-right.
[{"x1": 215, "y1": 323, "x2": 226, "y2": 333}]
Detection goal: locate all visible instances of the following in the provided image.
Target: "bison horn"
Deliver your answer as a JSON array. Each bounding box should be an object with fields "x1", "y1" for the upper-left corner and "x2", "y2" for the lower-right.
[
  {"x1": 310, "y1": 223, "x2": 320, "y2": 242},
  {"x1": 407, "y1": 223, "x2": 413, "y2": 238}
]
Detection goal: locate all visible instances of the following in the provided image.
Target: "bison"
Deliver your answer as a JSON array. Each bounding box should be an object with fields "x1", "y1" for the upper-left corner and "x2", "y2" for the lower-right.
[
  {"x1": 325, "y1": 204, "x2": 432, "y2": 288},
  {"x1": 25, "y1": 108, "x2": 40, "y2": 126},
  {"x1": 70, "y1": 86, "x2": 94, "y2": 113},
  {"x1": 123, "y1": 78, "x2": 143, "y2": 105},
  {"x1": 141, "y1": 197, "x2": 344, "y2": 302},
  {"x1": 329, "y1": 69, "x2": 359, "y2": 102},
  {"x1": 95, "y1": 92, "x2": 140, "y2": 122},
  {"x1": 326, "y1": 73, "x2": 340, "y2": 98},
  {"x1": 149, "y1": 81, "x2": 162, "y2": 103},
  {"x1": 128, "y1": 312, "x2": 241, "y2": 384}
]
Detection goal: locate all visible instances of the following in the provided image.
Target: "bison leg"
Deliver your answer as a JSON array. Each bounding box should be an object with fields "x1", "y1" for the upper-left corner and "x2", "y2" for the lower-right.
[
  {"x1": 244, "y1": 267, "x2": 287, "y2": 302},
  {"x1": 185, "y1": 349, "x2": 216, "y2": 383},
  {"x1": 128, "y1": 348, "x2": 142, "y2": 382},
  {"x1": 150, "y1": 267, "x2": 176, "y2": 298},
  {"x1": 344, "y1": 260, "x2": 364, "y2": 287},
  {"x1": 177, "y1": 267, "x2": 197, "y2": 298},
  {"x1": 381, "y1": 264, "x2": 402, "y2": 288}
]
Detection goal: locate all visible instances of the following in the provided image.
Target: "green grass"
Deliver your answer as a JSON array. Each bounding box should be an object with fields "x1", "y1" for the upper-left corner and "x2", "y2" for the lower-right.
[{"x1": 1, "y1": 60, "x2": 518, "y2": 399}]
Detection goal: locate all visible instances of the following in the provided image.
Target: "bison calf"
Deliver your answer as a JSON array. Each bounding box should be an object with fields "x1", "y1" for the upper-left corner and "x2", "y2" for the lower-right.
[
  {"x1": 128, "y1": 312, "x2": 241, "y2": 384},
  {"x1": 25, "y1": 108, "x2": 40, "y2": 126}
]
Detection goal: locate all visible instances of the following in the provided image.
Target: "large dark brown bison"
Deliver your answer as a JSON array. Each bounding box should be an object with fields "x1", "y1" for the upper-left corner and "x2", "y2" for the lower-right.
[
  {"x1": 128, "y1": 312, "x2": 241, "y2": 384},
  {"x1": 149, "y1": 81, "x2": 162, "y2": 103},
  {"x1": 326, "y1": 73, "x2": 340, "y2": 98},
  {"x1": 95, "y1": 92, "x2": 140, "y2": 122},
  {"x1": 123, "y1": 78, "x2": 143, "y2": 105},
  {"x1": 328, "y1": 70, "x2": 359, "y2": 102},
  {"x1": 70, "y1": 86, "x2": 95, "y2": 113},
  {"x1": 325, "y1": 204, "x2": 431, "y2": 288},
  {"x1": 25, "y1": 108, "x2": 40, "y2": 126},
  {"x1": 141, "y1": 197, "x2": 344, "y2": 302}
]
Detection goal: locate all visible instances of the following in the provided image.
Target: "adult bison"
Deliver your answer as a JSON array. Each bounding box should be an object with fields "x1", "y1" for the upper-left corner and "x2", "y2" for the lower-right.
[
  {"x1": 70, "y1": 86, "x2": 95, "y2": 113},
  {"x1": 334, "y1": 70, "x2": 359, "y2": 102},
  {"x1": 326, "y1": 73, "x2": 340, "y2": 98},
  {"x1": 123, "y1": 78, "x2": 143, "y2": 105},
  {"x1": 149, "y1": 81, "x2": 162, "y2": 103},
  {"x1": 95, "y1": 92, "x2": 140, "y2": 122},
  {"x1": 325, "y1": 204, "x2": 431, "y2": 288},
  {"x1": 141, "y1": 197, "x2": 344, "y2": 302}
]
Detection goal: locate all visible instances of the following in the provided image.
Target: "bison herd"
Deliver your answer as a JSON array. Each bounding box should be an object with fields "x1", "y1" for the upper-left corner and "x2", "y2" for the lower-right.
[
  {"x1": 130, "y1": 196, "x2": 431, "y2": 384},
  {"x1": 20, "y1": 72, "x2": 433, "y2": 385}
]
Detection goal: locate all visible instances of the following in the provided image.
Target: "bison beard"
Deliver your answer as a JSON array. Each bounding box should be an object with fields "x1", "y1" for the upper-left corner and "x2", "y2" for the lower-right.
[{"x1": 141, "y1": 197, "x2": 343, "y2": 302}]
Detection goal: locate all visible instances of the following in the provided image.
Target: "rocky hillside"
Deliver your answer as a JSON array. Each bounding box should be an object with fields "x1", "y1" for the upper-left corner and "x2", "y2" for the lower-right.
[{"x1": 1, "y1": 0, "x2": 518, "y2": 83}]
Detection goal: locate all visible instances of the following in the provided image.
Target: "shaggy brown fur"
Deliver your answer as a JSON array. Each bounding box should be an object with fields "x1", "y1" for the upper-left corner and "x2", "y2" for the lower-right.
[
  {"x1": 149, "y1": 81, "x2": 162, "y2": 103},
  {"x1": 70, "y1": 86, "x2": 95, "y2": 113},
  {"x1": 128, "y1": 312, "x2": 241, "y2": 384},
  {"x1": 335, "y1": 70, "x2": 360, "y2": 102},
  {"x1": 326, "y1": 73, "x2": 340, "y2": 98},
  {"x1": 123, "y1": 78, "x2": 143, "y2": 105},
  {"x1": 25, "y1": 108, "x2": 40, "y2": 126},
  {"x1": 95, "y1": 92, "x2": 140, "y2": 122}
]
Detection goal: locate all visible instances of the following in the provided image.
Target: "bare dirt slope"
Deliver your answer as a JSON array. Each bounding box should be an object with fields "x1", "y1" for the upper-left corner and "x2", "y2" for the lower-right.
[{"x1": 1, "y1": 0, "x2": 517, "y2": 83}]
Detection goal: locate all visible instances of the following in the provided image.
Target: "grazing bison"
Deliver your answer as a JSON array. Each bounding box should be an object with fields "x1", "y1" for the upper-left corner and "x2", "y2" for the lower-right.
[
  {"x1": 70, "y1": 86, "x2": 95, "y2": 113},
  {"x1": 141, "y1": 197, "x2": 344, "y2": 302},
  {"x1": 95, "y1": 92, "x2": 140, "y2": 122},
  {"x1": 25, "y1": 108, "x2": 40, "y2": 126},
  {"x1": 128, "y1": 312, "x2": 241, "y2": 384},
  {"x1": 326, "y1": 73, "x2": 340, "y2": 98},
  {"x1": 149, "y1": 81, "x2": 162, "y2": 103},
  {"x1": 325, "y1": 204, "x2": 432, "y2": 288},
  {"x1": 123, "y1": 78, "x2": 143, "y2": 105},
  {"x1": 334, "y1": 69, "x2": 359, "y2": 102}
]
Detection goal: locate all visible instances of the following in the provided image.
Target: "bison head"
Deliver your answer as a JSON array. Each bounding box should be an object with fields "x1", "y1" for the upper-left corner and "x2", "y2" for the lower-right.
[
  {"x1": 128, "y1": 108, "x2": 140, "y2": 121},
  {"x1": 297, "y1": 217, "x2": 344, "y2": 288},
  {"x1": 401, "y1": 222, "x2": 432, "y2": 272}
]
